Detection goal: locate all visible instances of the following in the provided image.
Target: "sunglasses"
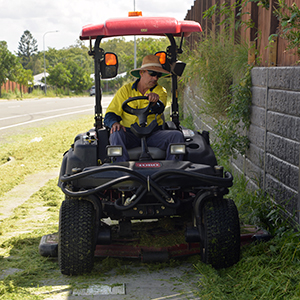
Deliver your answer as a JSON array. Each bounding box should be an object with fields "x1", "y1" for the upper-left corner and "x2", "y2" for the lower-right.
[{"x1": 146, "y1": 70, "x2": 162, "y2": 78}]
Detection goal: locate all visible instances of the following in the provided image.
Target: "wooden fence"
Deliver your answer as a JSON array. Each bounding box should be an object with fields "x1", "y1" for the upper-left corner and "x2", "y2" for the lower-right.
[
  {"x1": 185, "y1": 0, "x2": 300, "y2": 66},
  {"x1": 1, "y1": 80, "x2": 27, "y2": 95}
]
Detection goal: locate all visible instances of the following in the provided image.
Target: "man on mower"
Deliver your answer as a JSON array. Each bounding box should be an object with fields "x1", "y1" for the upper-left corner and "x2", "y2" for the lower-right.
[{"x1": 104, "y1": 55, "x2": 184, "y2": 162}]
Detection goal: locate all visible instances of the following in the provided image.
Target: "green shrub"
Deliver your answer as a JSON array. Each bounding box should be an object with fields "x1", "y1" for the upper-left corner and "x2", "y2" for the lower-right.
[{"x1": 183, "y1": 25, "x2": 249, "y2": 116}]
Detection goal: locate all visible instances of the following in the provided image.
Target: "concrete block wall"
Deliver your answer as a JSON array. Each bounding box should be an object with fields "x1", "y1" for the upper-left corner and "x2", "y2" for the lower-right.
[
  {"x1": 182, "y1": 85, "x2": 218, "y2": 139},
  {"x1": 182, "y1": 67, "x2": 300, "y2": 223}
]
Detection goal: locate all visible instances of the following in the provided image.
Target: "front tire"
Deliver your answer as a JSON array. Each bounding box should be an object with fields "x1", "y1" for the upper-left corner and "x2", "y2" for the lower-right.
[
  {"x1": 199, "y1": 197, "x2": 240, "y2": 269},
  {"x1": 58, "y1": 197, "x2": 96, "y2": 275}
]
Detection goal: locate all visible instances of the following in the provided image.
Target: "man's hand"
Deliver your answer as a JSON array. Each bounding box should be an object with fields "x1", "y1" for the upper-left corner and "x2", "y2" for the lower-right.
[
  {"x1": 146, "y1": 92, "x2": 159, "y2": 103},
  {"x1": 110, "y1": 122, "x2": 126, "y2": 134}
]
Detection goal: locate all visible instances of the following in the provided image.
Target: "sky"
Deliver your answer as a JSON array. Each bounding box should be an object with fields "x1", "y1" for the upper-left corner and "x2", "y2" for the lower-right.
[{"x1": 0, "y1": 0, "x2": 196, "y2": 54}]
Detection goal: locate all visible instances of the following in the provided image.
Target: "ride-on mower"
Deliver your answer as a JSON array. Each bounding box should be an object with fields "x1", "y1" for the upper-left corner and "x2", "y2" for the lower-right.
[{"x1": 39, "y1": 14, "x2": 241, "y2": 275}]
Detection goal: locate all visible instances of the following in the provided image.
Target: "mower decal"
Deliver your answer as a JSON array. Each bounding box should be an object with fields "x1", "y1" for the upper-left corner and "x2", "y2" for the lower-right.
[{"x1": 135, "y1": 162, "x2": 161, "y2": 168}]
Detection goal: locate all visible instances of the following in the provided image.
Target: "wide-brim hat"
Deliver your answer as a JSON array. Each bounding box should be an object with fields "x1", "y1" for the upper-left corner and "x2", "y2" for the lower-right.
[{"x1": 130, "y1": 55, "x2": 171, "y2": 78}]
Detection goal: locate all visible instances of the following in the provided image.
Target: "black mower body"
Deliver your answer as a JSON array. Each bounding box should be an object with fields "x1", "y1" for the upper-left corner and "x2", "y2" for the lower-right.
[{"x1": 58, "y1": 126, "x2": 225, "y2": 221}]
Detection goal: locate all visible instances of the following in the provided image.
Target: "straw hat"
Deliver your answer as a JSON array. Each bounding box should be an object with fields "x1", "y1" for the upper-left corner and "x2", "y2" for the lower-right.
[{"x1": 130, "y1": 55, "x2": 170, "y2": 78}]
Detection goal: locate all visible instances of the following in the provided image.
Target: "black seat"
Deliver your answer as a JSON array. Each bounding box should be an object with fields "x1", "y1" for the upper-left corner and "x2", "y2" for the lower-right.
[{"x1": 128, "y1": 147, "x2": 166, "y2": 160}]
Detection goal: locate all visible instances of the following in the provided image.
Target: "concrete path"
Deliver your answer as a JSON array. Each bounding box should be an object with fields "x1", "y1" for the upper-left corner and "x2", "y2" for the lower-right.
[{"x1": 0, "y1": 168, "x2": 59, "y2": 220}]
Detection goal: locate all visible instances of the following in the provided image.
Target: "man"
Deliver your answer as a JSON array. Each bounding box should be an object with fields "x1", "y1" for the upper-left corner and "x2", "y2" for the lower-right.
[{"x1": 104, "y1": 55, "x2": 184, "y2": 161}]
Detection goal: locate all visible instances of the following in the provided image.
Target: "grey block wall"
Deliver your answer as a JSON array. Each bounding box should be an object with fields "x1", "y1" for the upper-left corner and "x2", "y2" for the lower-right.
[
  {"x1": 182, "y1": 85, "x2": 218, "y2": 139},
  {"x1": 183, "y1": 67, "x2": 300, "y2": 223}
]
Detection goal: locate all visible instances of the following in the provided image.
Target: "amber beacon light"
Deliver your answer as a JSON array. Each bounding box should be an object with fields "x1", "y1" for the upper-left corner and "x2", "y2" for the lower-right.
[{"x1": 128, "y1": 11, "x2": 142, "y2": 17}]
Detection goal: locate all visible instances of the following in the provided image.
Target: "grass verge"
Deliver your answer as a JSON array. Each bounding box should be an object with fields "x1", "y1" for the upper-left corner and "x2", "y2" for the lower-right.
[
  {"x1": 0, "y1": 89, "x2": 91, "y2": 101},
  {"x1": 195, "y1": 229, "x2": 300, "y2": 299},
  {"x1": 0, "y1": 115, "x2": 94, "y2": 198}
]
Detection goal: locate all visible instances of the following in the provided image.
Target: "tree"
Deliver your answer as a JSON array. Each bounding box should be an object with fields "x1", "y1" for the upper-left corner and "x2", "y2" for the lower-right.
[
  {"x1": 25, "y1": 56, "x2": 43, "y2": 75},
  {"x1": 47, "y1": 63, "x2": 72, "y2": 93},
  {"x1": 0, "y1": 41, "x2": 18, "y2": 97},
  {"x1": 44, "y1": 47, "x2": 61, "y2": 69},
  {"x1": 15, "y1": 63, "x2": 34, "y2": 97},
  {"x1": 66, "y1": 60, "x2": 93, "y2": 93},
  {"x1": 136, "y1": 37, "x2": 170, "y2": 67},
  {"x1": 100, "y1": 38, "x2": 134, "y2": 72},
  {"x1": 17, "y1": 30, "x2": 38, "y2": 68},
  {"x1": 100, "y1": 37, "x2": 170, "y2": 73},
  {"x1": 39, "y1": 37, "x2": 171, "y2": 95},
  {"x1": 274, "y1": 0, "x2": 300, "y2": 59}
]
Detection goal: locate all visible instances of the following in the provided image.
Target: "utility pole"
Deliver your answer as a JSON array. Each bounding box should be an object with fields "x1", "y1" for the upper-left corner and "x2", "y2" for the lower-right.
[{"x1": 43, "y1": 30, "x2": 59, "y2": 95}]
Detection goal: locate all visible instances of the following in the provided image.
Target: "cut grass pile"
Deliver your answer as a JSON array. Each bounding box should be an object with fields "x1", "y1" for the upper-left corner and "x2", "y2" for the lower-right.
[{"x1": 195, "y1": 229, "x2": 300, "y2": 299}]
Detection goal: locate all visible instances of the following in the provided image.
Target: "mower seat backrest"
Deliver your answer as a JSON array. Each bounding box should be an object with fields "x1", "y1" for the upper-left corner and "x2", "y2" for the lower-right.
[{"x1": 128, "y1": 147, "x2": 166, "y2": 160}]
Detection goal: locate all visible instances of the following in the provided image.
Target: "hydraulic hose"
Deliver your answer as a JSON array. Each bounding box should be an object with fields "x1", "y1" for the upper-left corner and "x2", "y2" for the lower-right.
[
  {"x1": 60, "y1": 165, "x2": 232, "y2": 210},
  {"x1": 114, "y1": 186, "x2": 147, "y2": 210},
  {"x1": 61, "y1": 175, "x2": 146, "y2": 197},
  {"x1": 61, "y1": 165, "x2": 179, "y2": 209},
  {"x1": 60, "y1": 165, "x2": 145, "y2": 183}
]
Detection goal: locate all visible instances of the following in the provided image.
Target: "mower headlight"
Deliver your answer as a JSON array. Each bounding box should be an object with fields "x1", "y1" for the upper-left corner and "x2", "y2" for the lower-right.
[
  {"x1": 106, "y1": 146, "x2": 123, "y2": 157},
  {"x1": 170, "y1": 144, "x2": 186, "y2": 155}
]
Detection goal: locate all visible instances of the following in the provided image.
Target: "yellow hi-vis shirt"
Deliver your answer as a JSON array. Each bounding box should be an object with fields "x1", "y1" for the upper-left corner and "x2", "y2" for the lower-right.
[{"x1": 105, "y1": 81, "x2": 167, "y2": 128}]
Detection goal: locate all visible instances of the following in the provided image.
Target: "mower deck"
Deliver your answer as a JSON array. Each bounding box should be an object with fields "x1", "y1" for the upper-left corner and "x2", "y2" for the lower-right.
[{"x1": 39, "y1": 224, "x2": 271, "y2": 262}]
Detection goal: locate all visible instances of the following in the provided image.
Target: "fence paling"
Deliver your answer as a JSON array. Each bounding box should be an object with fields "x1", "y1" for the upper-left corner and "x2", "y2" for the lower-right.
[
  {"x1": 1, "y1": 80, "x2": 27, "y2": 94},
  {"x1": 185, "y1": 0, "x2": 300, "y2": 66}
]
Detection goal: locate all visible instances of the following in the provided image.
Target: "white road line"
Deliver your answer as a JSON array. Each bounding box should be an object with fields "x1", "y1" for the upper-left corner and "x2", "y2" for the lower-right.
[
  {"x1": 0, "y1": 104, "x2": 92, "y2": 121},
  {"x1": 0, "y1": 108, "x2": 93, "y2": 131},
  {"x1": 7, "y1": 105, "x2": 21, "y2": 108}
]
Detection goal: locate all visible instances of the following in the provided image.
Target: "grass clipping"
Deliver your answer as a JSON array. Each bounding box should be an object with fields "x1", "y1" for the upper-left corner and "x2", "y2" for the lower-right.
[{"x1": 114, "y1": 218, "x2": 187, "y2": 248}]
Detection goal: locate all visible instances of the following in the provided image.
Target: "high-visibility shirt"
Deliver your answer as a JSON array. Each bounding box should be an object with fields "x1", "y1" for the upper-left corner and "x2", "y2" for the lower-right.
[{"x1": 104, "y1": 80, "x2": 167, "y2": 128}]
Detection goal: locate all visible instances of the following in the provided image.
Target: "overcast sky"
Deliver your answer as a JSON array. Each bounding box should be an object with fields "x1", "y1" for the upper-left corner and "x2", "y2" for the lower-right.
[{"x1": 0, "y1": 0, "x2": 195, "y2": 54}]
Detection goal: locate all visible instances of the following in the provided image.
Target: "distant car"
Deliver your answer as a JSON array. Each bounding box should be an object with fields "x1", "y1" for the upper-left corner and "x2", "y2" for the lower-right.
[{"x1": 89, "y1": 86, "x2": 95, "y2": 96}]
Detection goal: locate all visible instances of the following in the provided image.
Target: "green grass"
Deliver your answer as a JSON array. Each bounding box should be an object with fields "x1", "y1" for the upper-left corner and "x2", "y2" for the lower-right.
[
  {"x1": 194, "y1": 229, "x2": 300, "y2": 299},
  {"x1": 182, "y1": 32, "x2": 249, "y2": 117},
  {"x1": 0, "y1": 178, "x2": 63, "y2": 299},
  {"x1": 0, "y1": 89, "x2": 91, "y2": 101},
  {"x1": 192, "y1": 163, "x2": 300, "y2": 299},
  {"x1": 0, "y1": 117, "x2": 96, "y2": 298},
  {"x1": 0, "y1": 115, "x2": 94, "y2": 198}
]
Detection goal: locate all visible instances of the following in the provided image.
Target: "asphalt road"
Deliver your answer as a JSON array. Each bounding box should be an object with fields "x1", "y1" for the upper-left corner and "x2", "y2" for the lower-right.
[{"x1": 0, "y1": 95, "x2": 113, "y2": 137}]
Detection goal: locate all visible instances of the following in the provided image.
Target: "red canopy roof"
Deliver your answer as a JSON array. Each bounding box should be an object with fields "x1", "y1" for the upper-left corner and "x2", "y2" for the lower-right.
[{"x1": 80, "y1": 16, "x2": 202, "y2": 40}]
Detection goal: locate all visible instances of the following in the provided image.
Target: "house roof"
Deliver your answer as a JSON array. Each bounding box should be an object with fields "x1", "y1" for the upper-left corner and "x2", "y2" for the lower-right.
[{"x1": 33, "y1": 72, "x2": 49, "y2": 86}]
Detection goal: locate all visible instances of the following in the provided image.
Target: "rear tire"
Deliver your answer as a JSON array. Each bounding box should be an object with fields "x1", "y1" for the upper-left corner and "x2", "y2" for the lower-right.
[
  {"x1": 199, "y1": 198, "x2": 240, "y2": 269},
  {"x1": 58, "y1": 197, "x2": 96, "y2": 275}
]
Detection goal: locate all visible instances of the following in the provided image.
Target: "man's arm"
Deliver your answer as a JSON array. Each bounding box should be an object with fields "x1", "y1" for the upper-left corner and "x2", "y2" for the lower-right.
[{"x1": 104, "y1": 112, "x2": 126, "y2": 133}]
